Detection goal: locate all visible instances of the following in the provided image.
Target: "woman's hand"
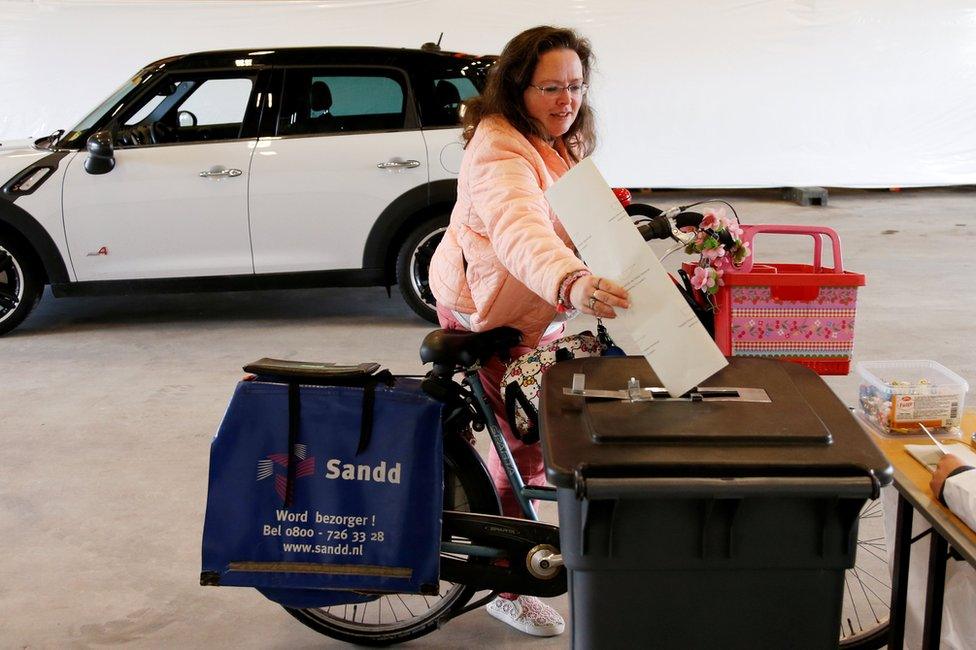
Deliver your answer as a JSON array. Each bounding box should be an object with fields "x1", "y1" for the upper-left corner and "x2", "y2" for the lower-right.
[
  {"x1": 569, "y1": 275, "x2": 630, "y2": 318},
  {"x1": 931, "y1": 454, "x2": 968, "y2": 500}
]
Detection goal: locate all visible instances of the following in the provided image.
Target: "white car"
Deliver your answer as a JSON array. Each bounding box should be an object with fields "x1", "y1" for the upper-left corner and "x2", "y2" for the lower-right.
[{"x1": 0, "y1": 45, "x2": 494, "y2": 335}]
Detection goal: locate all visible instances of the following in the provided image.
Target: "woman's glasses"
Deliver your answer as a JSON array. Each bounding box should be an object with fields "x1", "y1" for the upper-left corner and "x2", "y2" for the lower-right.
[{"x1": 527, "y1": 82, "x2": 588, "y2": 97}]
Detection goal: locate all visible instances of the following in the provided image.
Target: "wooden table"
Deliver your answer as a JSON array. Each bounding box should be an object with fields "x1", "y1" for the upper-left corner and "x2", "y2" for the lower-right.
[{"x1": 868, "y1": 410, "x2": 976, "y2": 649}]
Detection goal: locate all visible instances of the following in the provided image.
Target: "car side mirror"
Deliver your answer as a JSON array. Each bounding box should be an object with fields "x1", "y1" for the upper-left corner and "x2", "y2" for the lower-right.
[{"x1": 84, "y1": 131, "x2": 115, "y2": 175}]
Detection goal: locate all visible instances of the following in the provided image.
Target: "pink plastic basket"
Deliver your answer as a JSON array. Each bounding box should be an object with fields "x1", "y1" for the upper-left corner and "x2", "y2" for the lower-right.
[{"x1": 685, "y1": 225, "x2": 866, "y2": 375}]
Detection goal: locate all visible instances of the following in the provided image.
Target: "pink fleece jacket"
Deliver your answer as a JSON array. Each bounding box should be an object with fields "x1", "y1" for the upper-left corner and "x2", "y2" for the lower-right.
[{"x1": 428, "y1": 115, "x2": 587, "y2": 347}]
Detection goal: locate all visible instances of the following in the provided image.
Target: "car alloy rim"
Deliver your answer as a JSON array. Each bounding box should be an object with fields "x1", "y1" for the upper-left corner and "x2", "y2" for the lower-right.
[
  {"x1": 409, "y1": 226, "x2": 447, "y2": 308},
  {"x1": 0, "y1": 245, "x2": 25, "y2": 323}
]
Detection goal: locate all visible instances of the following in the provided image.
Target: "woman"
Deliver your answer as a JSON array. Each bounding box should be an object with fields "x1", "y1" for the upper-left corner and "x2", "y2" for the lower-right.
[{"x1": 428, "y1": 25, "x2": 630, "y2": 637}]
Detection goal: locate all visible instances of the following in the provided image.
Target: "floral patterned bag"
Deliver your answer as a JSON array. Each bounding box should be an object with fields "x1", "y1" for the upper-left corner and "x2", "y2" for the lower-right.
[{"x1": 501, "y1": 331, "x2": 603, "y2": 444}]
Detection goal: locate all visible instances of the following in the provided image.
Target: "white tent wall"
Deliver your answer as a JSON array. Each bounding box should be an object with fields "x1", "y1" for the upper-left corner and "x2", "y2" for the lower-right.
[{"x1": 1, "y1": 0, "x2": 974, "y2": 188}]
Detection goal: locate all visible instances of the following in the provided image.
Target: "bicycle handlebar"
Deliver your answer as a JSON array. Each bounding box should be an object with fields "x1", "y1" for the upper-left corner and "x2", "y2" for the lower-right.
[{"x1": 626, "y1": 204, "x2": 736, "y2": 249}]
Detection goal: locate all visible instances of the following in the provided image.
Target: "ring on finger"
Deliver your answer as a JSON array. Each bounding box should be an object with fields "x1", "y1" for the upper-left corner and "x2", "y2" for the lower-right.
[{"x1": 587, "y1": 295, "x2": 598, "y2": 310}]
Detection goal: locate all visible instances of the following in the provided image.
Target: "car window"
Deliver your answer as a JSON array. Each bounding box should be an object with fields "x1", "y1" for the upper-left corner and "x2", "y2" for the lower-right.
[
  {"x1": 179, "y1": 78, "x2": 254, "y2": 126},
  {"x1": 419, "y1": 76, "x2": 479, "y2": 128},
  {"x1": 126, "y1": 93, "x2": 167, "y2": 125},
  {"x1": 277, "y1": 69, "x2": 407, "y2": 136},
  {"x1": 115, "y1": 75, "x2": 256, "y2": 147},
  {"x1": 442, "y1": 77, "x2": 479, "y2": 101}
]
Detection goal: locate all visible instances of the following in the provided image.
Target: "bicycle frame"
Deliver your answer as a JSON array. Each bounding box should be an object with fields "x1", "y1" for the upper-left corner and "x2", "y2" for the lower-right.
[
  {"x1": 461, "y1": 368, "x2": 557, "y2": 521},
  {"x1": 436, "y1": 363, "x2": 565, "y2": 587}
]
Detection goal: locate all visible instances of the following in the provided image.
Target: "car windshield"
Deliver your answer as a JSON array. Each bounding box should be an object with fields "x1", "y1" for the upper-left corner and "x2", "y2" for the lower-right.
[{"x1": 58, "y1": 74, "x2": 145, "y2": 148}]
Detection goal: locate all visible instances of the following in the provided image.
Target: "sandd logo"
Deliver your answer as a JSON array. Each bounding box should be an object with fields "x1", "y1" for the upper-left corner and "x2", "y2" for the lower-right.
[{"x1": 257, "y1": 444, "x2": 316, "y2": 500}]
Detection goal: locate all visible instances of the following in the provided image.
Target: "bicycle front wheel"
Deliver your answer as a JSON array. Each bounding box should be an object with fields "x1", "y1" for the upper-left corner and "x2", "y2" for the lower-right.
[
  {"x1": 839, "y1": 498, "x2": 890, "y2": 649},
  {"x1": 284, "y1": 433, "x2": 501, "y2": 646}
]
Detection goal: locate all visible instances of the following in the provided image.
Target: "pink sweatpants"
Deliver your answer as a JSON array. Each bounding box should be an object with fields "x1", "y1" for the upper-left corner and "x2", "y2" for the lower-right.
[{"x1": 436, "y1": 305, "x2": 563, "y2": 518}]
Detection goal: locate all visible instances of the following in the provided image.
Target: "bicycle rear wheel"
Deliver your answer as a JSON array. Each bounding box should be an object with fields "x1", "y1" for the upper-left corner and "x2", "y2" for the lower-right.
[
  {"x1": 284, "y1": 433, "x2": 501, "y2": 646},
  {"x1": 839, "y1": 498, "x2": 890, "y2": 649}
]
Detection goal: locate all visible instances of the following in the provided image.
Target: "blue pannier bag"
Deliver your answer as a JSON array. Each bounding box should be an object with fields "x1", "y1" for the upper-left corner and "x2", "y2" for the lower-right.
[{"x1": 200, "y1": 359, "x2": 444, "y2": 607}]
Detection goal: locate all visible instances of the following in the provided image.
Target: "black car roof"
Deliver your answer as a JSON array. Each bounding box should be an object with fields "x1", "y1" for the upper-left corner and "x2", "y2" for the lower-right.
[{"x1": 147, "y1": 46, "x2": 487, "y2": 72}]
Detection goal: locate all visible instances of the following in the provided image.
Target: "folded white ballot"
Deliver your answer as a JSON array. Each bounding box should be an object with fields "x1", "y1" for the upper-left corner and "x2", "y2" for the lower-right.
[{"x1": 545, "y1": 158, "x2": 727, "y2": 397}]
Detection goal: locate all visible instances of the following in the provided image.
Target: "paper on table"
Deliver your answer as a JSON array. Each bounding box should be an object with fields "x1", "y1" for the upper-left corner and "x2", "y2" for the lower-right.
[
  {"x1": 545, "y1": 158, "x2": 728, "y2": 397},
  {"x1": 905, "y1": 443, "x2": 976, "y2": 473}
]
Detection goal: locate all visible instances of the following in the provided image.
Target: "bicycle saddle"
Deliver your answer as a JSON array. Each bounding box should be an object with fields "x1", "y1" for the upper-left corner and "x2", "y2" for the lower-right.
[{"x1": 420, "y1": 326, "x2": 522, "y2": 371}]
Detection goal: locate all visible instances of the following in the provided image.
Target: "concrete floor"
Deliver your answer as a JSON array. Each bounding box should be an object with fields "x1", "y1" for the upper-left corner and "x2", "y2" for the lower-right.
[{"x1": 1, "y1": 187, "x2": 974, "y2": 648}]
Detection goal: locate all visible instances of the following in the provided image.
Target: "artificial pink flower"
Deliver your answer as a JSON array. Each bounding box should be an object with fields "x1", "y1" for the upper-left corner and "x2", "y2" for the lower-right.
[
  {"x1": 702, "y1": 245, "x2": 726, "y2": 261},
  {"x1": 700, "y1": 212, "x2": 720, "y2": 231},
  {"x1": 712, "y1": 205, "x2": 732, "y2": 228},
  {"x1": 691, "y1": 265, "x2": 715, "y2": 291}
]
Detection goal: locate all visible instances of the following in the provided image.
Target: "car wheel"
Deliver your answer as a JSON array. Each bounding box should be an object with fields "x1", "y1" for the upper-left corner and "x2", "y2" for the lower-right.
[
  {"x1": 0, "y1": 236, "x2": 43, "y2": 336},
  {"x1": 396, "y1": 216, "x2": 448, "y2": 324}
]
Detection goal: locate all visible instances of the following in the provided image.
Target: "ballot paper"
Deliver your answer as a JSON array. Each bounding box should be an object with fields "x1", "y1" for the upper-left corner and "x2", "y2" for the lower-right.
[{"x1": 545, "y1": 158, "x2": 728, "y2": 396}]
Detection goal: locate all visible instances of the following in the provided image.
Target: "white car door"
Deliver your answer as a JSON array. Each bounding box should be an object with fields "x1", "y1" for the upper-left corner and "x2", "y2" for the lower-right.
[
  {"x1": 415, "y1": 74, "x2": 482, "y2": 182},
  {"x1": 63, "y1": 74, "x2": 260, "y2": 281},
  {"x1": 248, "y1": 67, "x2": 427, "y2": 273}
]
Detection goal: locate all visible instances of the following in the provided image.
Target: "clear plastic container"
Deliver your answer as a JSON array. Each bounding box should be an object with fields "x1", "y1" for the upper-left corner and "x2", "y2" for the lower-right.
[{"x1": 856, "y1": 360, "x2": 969, "y2": 437}]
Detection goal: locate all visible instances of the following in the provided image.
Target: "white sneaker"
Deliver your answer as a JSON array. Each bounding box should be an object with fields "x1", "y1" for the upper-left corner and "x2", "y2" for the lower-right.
[{"x1": 486, "y1": 595, "x2": 565, "y2": 637}]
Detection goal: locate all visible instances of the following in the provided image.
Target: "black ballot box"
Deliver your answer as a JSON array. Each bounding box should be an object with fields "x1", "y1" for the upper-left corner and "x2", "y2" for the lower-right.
[{"x1": 539, "y1": 356, "x2": 893, "y2": 650}]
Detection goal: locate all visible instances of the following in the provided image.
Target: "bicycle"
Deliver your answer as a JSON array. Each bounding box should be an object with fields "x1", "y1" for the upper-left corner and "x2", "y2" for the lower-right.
[
  {"x1": 275, "y1": 202, "x2": 891, "y2": 648},
  {"x1": 282, "y1": 324, "x2": 563, "y2": 645}
]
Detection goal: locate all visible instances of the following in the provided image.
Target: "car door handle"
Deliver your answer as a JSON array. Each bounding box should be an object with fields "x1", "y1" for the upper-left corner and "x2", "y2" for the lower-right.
[
  {"x1": 376, "y1": 160, "x2": 421, "y2": 170},
  {"x1": 199, "y1": 168, "x2": 243, "y2": 178}
]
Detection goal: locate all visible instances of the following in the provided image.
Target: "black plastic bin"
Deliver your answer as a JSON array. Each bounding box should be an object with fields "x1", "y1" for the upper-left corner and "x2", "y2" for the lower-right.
[{"x1": 539, "y1": 357, "x2": 893, "y2": 650}]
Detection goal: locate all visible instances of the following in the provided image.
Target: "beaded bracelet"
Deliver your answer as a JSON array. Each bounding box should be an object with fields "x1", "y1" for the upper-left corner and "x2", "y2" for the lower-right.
[{"x1": 556, "y1": 269, "x2": 591, "y2": 312}]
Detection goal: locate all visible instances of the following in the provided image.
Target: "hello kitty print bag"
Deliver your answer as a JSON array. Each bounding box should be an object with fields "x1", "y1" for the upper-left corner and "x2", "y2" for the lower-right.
[{"x1": 501, "y1": 331, "x2": 603, "y2": 444}]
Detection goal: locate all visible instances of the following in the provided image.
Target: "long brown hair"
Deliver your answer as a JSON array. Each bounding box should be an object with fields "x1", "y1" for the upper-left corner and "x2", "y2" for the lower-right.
[{"x1": 463, "y1": 26, "x2": 596, "y2": 160}]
